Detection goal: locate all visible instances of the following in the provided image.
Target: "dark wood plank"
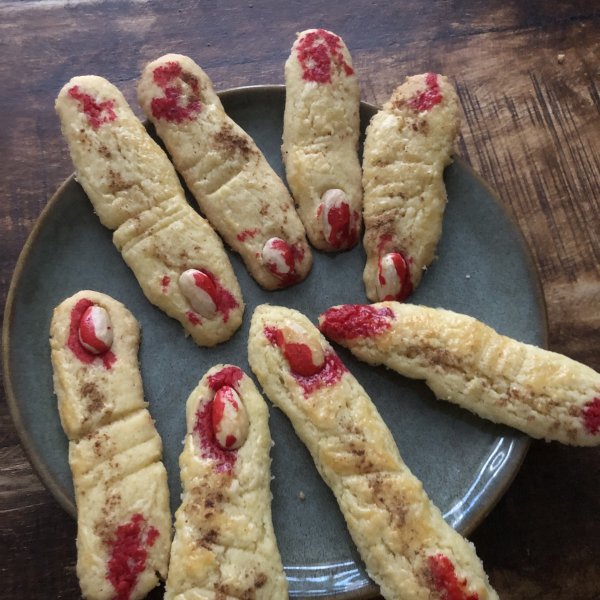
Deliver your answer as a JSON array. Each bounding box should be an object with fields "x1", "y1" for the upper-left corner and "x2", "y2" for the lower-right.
[{"x1": 1, "y1": 1, "x2": 599, "y2": 599}]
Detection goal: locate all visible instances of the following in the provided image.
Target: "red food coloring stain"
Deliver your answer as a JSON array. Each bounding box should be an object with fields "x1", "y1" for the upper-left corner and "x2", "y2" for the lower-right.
[
  {"x1": 296, "y1": 29, "x2": 354, "y2": 84},
  {"x1": 208, "y1": 365, "x2": 244, "y2": 391},
  {"x1": 68, "y1": 86, "x2": 116, "y2": 130},
  {"x1": 264, "y1": 239, "x2": 303, "y2": 287},
  {"x1": 186, "y1": 311, "x2": 201, "y2": 325},
  {"x1": 284, "y1": 343, "x2": 324, "y2": 377},
  {"x1": 204, "y1": 270, "x2": 239, "y2": 322},
  {"x1": 79, "y1": 305, "x2": 111, "y2": 354},
  {"x1": 211, "y1": 386, "x2": 240, "y2": 449},
  {"x1": 186, "y1": 270, "x2": 239, "y2": 323},
  {"x1": 292, "y1": 242, "x2": 305, "y2": 265},
  {"x1": 194, "y1": 400, "x2": 236, "y2": 473},
  {"x1": 408, "y1": 72, "x2": 444, "y2": 112},
  {"x1": 106, "y1": 513, "x2": 159, "y2": 600},
  {"x1": 319, "y1": 304, "x2": 395, "y2": 341},
  {"x1": 376, "y1": 235, "x2": 413, "y2": 301},
  {"x1": 68, "y1": 299, "x2": 116, "y2": 369},
  {"x1": 265, "y1": 238, "x2": 294, "y2": 275},
  {"x1": 582, "y1": 397, "x2": 600, "y2": 435},
  {"x1": 326, "y1": 202, "x2": 359, "y2": 249},
  {"x1": 379, "y1": 251, "x2": 413, "y2": 301},
  {"x1": 264, "y1": 326, "x2": 347, "y2": 394},
  {"x1": 426, "y1": 554, "x2": 479, "y2": 600},
  {"x1": 237, "y1": 228, "x2": 260, "y2": 242},
  {"x1": 264, "y1": 327, "x2": 323, "y2": 377},
  {"x1": 377, "y1": 233, "x2": 393, "y2": 253},
  {"x1": 150, "y1": 61, "x2": 202, "y2": 123},
  {"x1": 211, "y1": 392, "x2": 226, "y2": 426},
  {"x1": 192, "y1": 270, "x2": 219, "y2": 307},
  {"x1": 161, "y1": 275, "x2": 171, "y2": 293}
]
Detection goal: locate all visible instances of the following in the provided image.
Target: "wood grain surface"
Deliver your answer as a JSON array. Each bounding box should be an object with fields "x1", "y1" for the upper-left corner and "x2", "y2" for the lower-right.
[{"x1": 1, "y1": 1, "x2": 599, "y2": 599}]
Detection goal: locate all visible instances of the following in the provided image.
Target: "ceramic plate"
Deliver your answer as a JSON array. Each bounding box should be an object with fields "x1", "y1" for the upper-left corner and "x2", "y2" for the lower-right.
[{"x1": 4, "y1": 86, "x2": 547, "y2": 598}]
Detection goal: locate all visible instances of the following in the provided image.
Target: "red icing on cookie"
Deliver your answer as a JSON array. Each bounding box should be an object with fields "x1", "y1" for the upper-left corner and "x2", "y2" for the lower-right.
[
  {"x1": 408, "y1": 72, "x2": 443, "y2": 112},
  {"x1": 68, "y1": 86, "x2": 116, "y2": 130},
  {"x1": 283, "y1": 342, "x2": 324, "y2": 377},
  {"x1": 237, "y1": 228, "x2": 260, "y2": 242},
  {"x1": 107, "y1": 513, "x2": 159, "y2": 600},
  {"x1": 379, "y1": 251, "x2": 413, "y2": 301},
  {"x1": 192, "y1": 270, "x2": 219, "y2": 307},
  {"x1": 264, "y1": 327, "x2": 323, "y2": 377},
  {"x1": 186, "y1": 311, "x2": 201, "y2": 326},
  {"x1": 325, "y1": 202, "x2": 359, "y2": 249},
  {"x1": 376, "y1": 234, "x2": 414, "y2": 301},
  {"x1": 186, "y1": 270, "x2": 238, "y2": 323},
  {"x1": 150, "y1": 61, "x2": 202, "y2": 123},
  {"x1": 194, "y1": 400, "x2": 236, "y2": 473},
  {"x1": 291, "y1": 242, "x2": 305, "y2": 266},
  {"x1": 265, "y1": 238, "x2": 294, "y2": 275},
  {"x1": 319, "y1": 304, "x2": 395, "y2": 341},
  {"x1": 264, "y1": 326, "x2": 346, "y2": 394},
  {"x1": 426, "y1": 554, "x2": 479, "y2": 600},
  {"x1": 211, "y1": 386, "x2": 240, "y2": 449},
  {"x1": 377, "y1": 233, "x2": 393, "y2": 253},
  {"x1": 582, "y1": 397, "x2": 600, "y2": 435},
  {"x1": 296, "y1": 29, "x2": 354, "y2": 84},
  {"x1": 263, "y1": 238, "x2": 304, "y2": 286},
  {"x1": 207, "y1": 366, "x2": 244, "y2": 391},
  {"x1": 68, "y1": 299, "x2": 116, "y2": 369},
  {"x1": 161, "y1": 275, "x2": 170, "y2": 293},
  {"x1": 78, "y1": 305, "x2": 112, "y2": 354}
]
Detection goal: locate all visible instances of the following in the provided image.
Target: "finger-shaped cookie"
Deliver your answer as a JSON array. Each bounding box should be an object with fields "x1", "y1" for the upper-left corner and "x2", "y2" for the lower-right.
[
  {"x1": 319, "y1": 303, "x2": 600, "y2": 446},
  {"x1": 137, "y1": 54, "x2": 312, "y2": 289},
  {"x1": 56, "y1": 75, "x2": 243, "y2": 347},
  {"x1": 165, "y1": 364, "x2": 287, "y2": 600},
  {"x1": 282, "y1": 28, "x2": 362, "y2": 251},
  {"x1": 249, "y1": 305, "x2": 497, "y2": 600},
  {"x1": 362, "y1": 74, "x2": 460, "y2": 301},
  {"x1": 50, "y1": 291, "x2": 171, "y2": 600}
]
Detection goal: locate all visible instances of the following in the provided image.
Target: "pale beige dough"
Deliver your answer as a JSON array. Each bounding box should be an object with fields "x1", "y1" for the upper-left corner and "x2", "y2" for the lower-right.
[
  {"x1": 56, "y1": 75, "x2": 243, "y2": 346},
  {"x1": 137, "y1": 54, "x2": 312, "y2": 290},
  {"x1": 249, "y1": 304, "x2": 497, "y2": 600},
  {"x1": 50, "y1": 290, "x2": 171, "y2": 600},
  {"x1": 165, "y1": 364, "x2": 287, "y2": 600},
  {"x1": 319, "y1": 302, "x2": 600, "y2": 446},
  {"x1": 282, "y1": 28, "x2": 362, "y2": 250},
  {"x1": 362, "y1": 74, "x2": 460, "y2": 301}
]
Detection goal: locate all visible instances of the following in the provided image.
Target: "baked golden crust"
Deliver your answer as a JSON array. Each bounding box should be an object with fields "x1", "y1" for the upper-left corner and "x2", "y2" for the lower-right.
[
  {"x1": 56, "y1": 76, "x2": 244, "y2": 347},
  {"x1": 362, "y1": 74, "x2": 460, "y2": 301},
  {"x1": 249, "y1": 305, "x2": 497, "y2": 600},
  {"x1": 319, "y1": 302, "x2": 600, "y2": 446},
  {"x1": 282, "y1": 29, "x2": 362, "y2": 251},
  {"x1": 50, "y1": 291, "x2": 171, "y2": 600},
  {"x1": 137, "y1": 54, "x2": 312, "y2": 290},
  {"x1": 165, "y1": 364, "x2": 288, "y2": 600}
]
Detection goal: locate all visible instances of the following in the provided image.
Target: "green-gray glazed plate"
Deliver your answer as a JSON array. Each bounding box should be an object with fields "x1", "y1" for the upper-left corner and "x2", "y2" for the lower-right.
[{"x1": 3, "y1": 85, "x2": 547, "y2": 599}]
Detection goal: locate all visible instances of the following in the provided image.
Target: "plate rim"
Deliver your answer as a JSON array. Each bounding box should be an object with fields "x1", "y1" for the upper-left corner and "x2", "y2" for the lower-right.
[{"x1": 3, "y1": 83, "x2": 548, "y2": 598}]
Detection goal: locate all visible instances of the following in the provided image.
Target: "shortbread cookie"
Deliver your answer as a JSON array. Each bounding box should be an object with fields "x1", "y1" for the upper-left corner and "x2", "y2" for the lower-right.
[
  {"x1": 137, "y1": 54, "x2": 312, "y2": 290},
  {"x1": 249, "y1": 305, "x2": 497, "y2": 600},
  {"x1": 50, "y1": 291, "x2": 171, "y2": 600},
  {"x1": 362, "y1": 74, "x2": 460, "y2": 301},
  {"x1": 165, "y1": 364, "x2": 287, "y2": 600},
  {"x1": 56, "y1": 75, "x2": 243, "y2": 347},
  {"x1": 282, "y1": 29, "x2": 362, "y2": 250},
  {"x1": 319, "y1": 303, "x2": 600, "y2": 446}
]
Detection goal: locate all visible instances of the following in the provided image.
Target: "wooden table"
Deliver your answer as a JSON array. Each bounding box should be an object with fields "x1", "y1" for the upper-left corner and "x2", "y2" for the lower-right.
[{"x1": 1, "y1": 1, "x2": 599, "y2": 598}]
